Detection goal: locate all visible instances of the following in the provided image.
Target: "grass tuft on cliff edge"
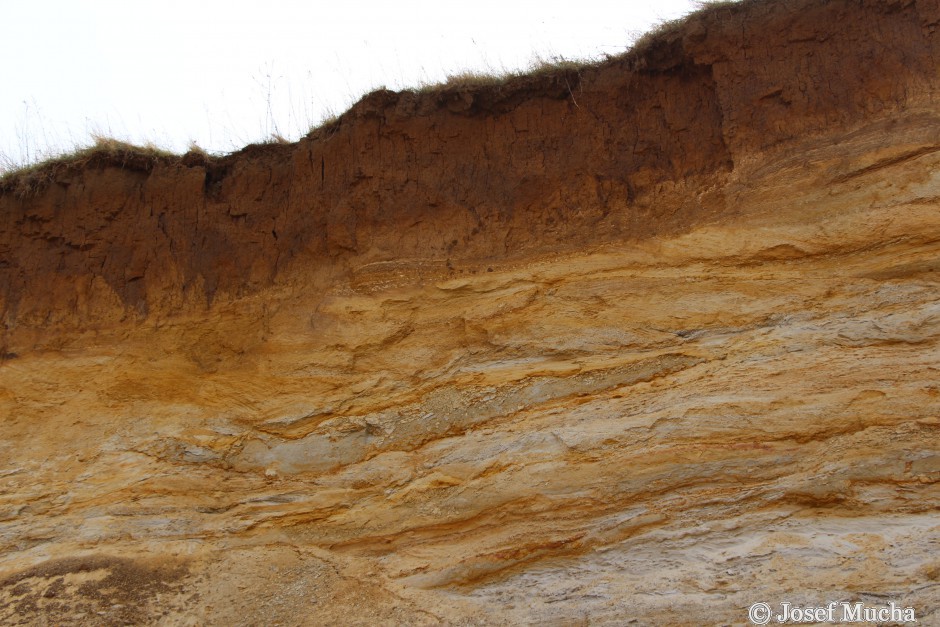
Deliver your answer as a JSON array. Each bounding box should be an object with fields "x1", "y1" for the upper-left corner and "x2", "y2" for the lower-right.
[{"x1": 0, "y1": 136, "x2": 193, "y2": 198}]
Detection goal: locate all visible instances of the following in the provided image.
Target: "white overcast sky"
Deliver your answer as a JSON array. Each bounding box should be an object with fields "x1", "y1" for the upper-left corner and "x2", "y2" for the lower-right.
[{"x1": 0, "y1": 0, "x2": 702, "y2": 169}]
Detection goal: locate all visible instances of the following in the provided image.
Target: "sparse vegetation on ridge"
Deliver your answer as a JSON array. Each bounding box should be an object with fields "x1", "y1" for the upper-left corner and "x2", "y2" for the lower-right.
[
  {"x1": 0, "y1": 135, "x2": 179, "y2": 197},
  {"x1": 414, "y1": 54, "x2": 586, "y2": 93},
  {"x1": 1, "y1": 0, "x2": 750, "y2": 194}
]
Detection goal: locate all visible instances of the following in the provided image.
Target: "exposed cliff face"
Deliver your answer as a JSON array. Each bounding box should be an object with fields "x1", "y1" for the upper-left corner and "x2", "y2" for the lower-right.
[
  {"x1": 2, "y1": 0, "x2": 940, "y2": 625},
  {"x1": 2, "y1": 0, "x2": 939, "y2": 352}
]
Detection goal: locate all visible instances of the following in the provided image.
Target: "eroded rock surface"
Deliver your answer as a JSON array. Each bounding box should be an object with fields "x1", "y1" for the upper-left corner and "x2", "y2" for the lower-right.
[{"x1": 1, "y1": 0, "x2": 939, "y2": 624}]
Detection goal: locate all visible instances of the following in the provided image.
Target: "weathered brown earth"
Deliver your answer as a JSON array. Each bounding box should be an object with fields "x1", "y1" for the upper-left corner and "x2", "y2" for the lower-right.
[{"x1": 1, "y1": 0, "x2": 939, "y2": 624}]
